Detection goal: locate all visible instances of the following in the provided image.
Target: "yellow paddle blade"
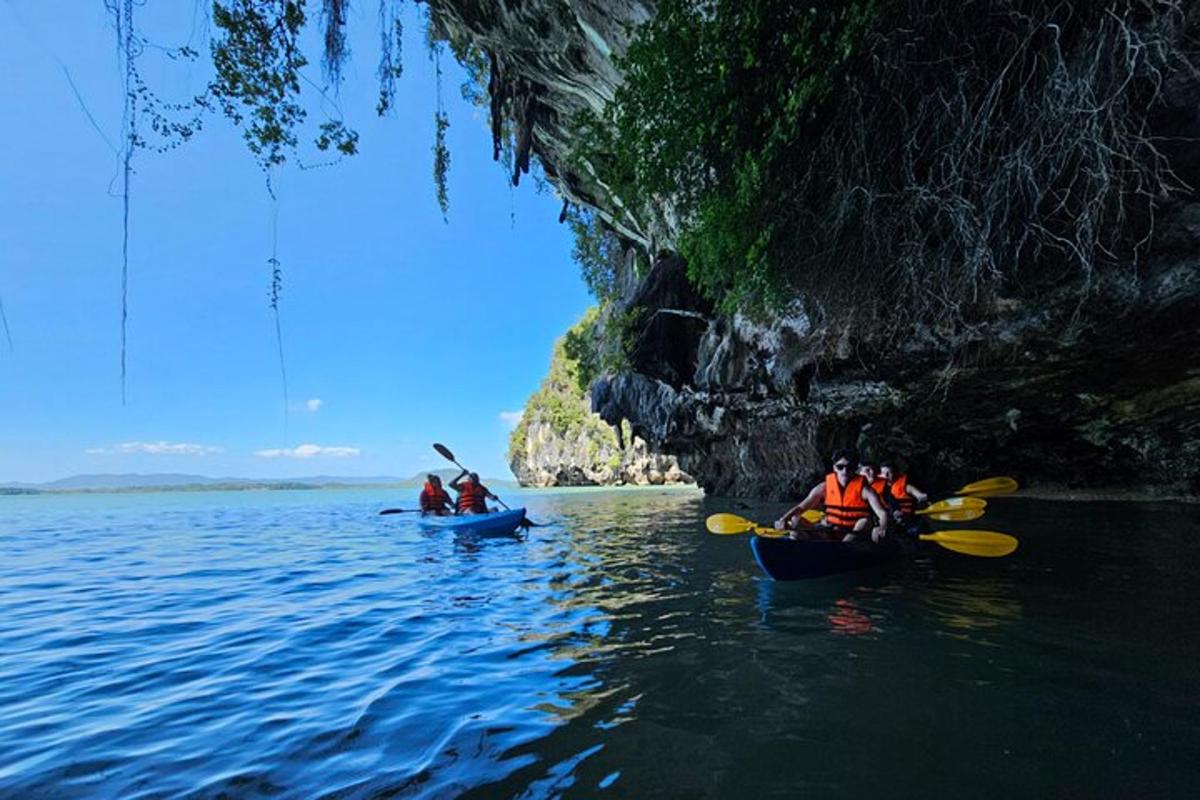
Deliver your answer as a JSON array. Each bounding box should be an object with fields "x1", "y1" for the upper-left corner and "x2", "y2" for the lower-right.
[
  {"x1": 918, "y1": 496, "x2": 986, "y2": 514},
  {"x1": 706, "y1": 513, "x2": 756, "y2": 535},
  {"x1": 922, "y1": 507, "x2": 985, "y2": 522},
  {"x1": 918, "y1": 529, "x2": 1018, "y2": 557},
  {"x1": 956, "y1": 477, "x2": 1018, "y2": 496},
  {"x1": 801, "y1": 509, "x2": 825, "y2": 523}
]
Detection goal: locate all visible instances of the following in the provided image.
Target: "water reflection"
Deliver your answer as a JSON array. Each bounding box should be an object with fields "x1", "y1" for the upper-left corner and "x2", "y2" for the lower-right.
[{"x1": 827, "y1": 598, "x2": 876, "y2": 636}]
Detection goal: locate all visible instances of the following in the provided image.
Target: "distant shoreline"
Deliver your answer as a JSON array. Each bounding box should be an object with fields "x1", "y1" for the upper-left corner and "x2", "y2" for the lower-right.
[
  {"x1": 0, "y1": 482, "x2": 420, "y2": 496},
  {"x1": 0, "y1": 481, "x2": 700, "y2": 497}
]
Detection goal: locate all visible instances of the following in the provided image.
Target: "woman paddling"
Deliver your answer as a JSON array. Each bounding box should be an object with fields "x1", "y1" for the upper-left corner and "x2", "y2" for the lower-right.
[
  {"x1": 449, "y1": 470, "x2": 500, "y2": 515},
  {"x1": 418, "y1": 474, "x2": 454, "y2": 516}
]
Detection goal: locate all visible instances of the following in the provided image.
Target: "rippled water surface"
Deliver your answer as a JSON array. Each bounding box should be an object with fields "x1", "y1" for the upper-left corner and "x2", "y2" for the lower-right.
[{"x1": 1, "y1": 488, "x2": 1198, "y2": 798}]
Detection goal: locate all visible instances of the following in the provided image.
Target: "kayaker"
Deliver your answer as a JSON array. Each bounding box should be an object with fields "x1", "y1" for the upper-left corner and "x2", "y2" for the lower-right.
[
  {"x1": 878, "y1": 459, "x2": 930, "y2": 520},
  {"x1": 449, "y1": 469, "x2": 499, "y2": 515},
  {"x1": 859, "y1": 462, "x2": 885, "y2": 495},
  {"x1": 418, "y1": 474, "x2": 454, "y2": 516},
  {"x1": 775, "y1": 451, "x2": 891, "y2": 542}
]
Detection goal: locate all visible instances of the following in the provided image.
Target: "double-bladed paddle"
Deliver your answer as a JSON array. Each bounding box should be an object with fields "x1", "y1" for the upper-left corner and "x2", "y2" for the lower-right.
[
  {"x1": 433, "y1": 443, "x2": 511, "y2": 511},
  {"x1": 799, "y1": 497, "x2": 985, "y2": 524},
  {"x1": 705, "y1": 513, "x2": 1018, "y2": 557}
]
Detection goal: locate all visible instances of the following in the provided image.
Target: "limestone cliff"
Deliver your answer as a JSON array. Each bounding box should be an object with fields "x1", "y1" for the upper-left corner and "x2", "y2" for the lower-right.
[
  {"x1": 434, "y1": 0, "x2": 1200, "y2": 499},
  {"x1": 507, "y1": 315, "x2": 691, "y2": 487}
]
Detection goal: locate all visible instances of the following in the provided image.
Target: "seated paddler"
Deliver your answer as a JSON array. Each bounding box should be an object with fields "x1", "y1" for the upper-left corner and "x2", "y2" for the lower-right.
[
  {"x1": 878, "y1": 458, "x2": 930, "y2": 523},
  {"x1": 418, "y1": 474, "x2": 454, "y2": 516},
  {"x1": 449, "y1": 469, "x2": 499, "y2": 515},
  {"x1": 775, "y1": 450, "x2": 891, "y2": 543}
]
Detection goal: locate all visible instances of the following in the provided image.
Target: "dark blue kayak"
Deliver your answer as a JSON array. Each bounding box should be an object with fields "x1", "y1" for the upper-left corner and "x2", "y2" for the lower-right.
[
  {"x1": 750, "y1": 532, "x2": 910, "y2": 581},
  {"x1": 418, "y1": 507, "x2": 527, "y2": 536}
]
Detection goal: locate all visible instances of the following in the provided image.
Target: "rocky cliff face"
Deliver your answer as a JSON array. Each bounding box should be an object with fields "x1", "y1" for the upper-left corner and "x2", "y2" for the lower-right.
[
  {"x1": 434, "y1": 1, "x2": 1200, "y2": 499},
  {"x1": 511, "y1": 418, "x2": 691, "y2": 487},
  {"x1": 507, "y1": 316, "x2": 692, "y2": 488}
]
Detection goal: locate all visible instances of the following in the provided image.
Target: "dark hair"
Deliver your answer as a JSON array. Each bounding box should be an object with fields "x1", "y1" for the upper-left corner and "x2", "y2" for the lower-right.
[
  {"x1": 428, "y1": 473, "x2": 441, "y2": 483},
  {"x1": 831, "y1": 449, "x2": 857, "y2": 466},
  {"x1": 878, "y1": 456, "x2": 904, "y2": 471}
]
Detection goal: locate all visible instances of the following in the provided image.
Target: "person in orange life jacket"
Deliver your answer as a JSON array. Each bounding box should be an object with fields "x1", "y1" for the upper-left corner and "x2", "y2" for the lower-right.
[
  {"x1": 449, "y1": 469, "x2": 498, "y2": 515},
  {"x1": 858, "y1": 462, "x2": 885, "y2": 495},
  {"x1": 418, "y1": 474, "x2": 453, "y2": 516},
  {"x1": 860, "y1": 459, "x2": 913, "y2": 526},
  {"x1": 878, "y1": 459, "x2": 929, "y2": 520},
  {"x1": 774, "y1": 450, "x2": 891, "y2": 543}
]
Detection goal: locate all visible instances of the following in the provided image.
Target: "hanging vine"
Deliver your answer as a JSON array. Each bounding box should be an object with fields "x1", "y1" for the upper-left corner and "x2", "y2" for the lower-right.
[
  {"x1": 267, "y1": 195, "x2": 290, "y2": 439},
  {"x1": 321, "y1": 0, "x2": 350, "y2": 89},
  {"x1": 103, "y1": 0, "x2": 138, "y2": 404},
  {"x1": 0, "y1": 295, "x2": 13, "y2": 353},
  {"x1": 97, "y1": 0, "x2": 492, "y2": 409},
  {"x1": 430, "y1": 30, "x2": 451, "y2": 221},
  {"x1": 376, "y1": 0, "x2": 404, "y2": 115}
]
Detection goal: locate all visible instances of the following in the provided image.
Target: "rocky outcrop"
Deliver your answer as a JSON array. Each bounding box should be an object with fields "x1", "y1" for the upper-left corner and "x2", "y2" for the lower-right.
[
  {"x1": 435, "y1": 1, "x2": 1200, "y2": 499},
  {"x1": 593, "y1": 252, "x2": 1200, "y2": 499},
  {"x1": 508, "y1": 317, "x2": 692, "y2": 488},
  {"x1": 512, "y1": 417, "x2": 691, "y2": 487}
]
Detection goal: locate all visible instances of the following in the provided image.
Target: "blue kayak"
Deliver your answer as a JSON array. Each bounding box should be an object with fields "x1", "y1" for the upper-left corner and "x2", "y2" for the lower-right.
[
  {"x1": 750, "y1": 533, "x2": 908, "y2": 581},
  {"x1": 418, "y1": 507, "x2": 527, "y2": 536}
]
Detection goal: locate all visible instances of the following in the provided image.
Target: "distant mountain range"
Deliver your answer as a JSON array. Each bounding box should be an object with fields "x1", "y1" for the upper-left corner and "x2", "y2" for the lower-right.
[{"x1": 0, "y1": 469, "x2": 515, "y2": 494}]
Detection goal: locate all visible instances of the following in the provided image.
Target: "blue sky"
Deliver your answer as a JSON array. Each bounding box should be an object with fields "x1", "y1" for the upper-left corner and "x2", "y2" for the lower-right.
[{"x1": 0, "y1": 1, "x2": 592, "y2": 482}]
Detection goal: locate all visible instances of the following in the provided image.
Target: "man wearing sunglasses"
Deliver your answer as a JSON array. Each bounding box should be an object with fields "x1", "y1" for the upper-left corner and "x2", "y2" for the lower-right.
[{"x1": 775, "y1": 450, "x2": 891, "y2": 542}]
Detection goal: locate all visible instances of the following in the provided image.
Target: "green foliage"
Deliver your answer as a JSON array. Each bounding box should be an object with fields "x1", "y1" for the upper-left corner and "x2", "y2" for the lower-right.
[
  {"x1": 210, "y1": 1, "x2": 311, "y2": 167},
  {"x1": 507, "y1": 311, "x2": 622, "y2": 467},
  {"x1": 565, "y1": 207, "x2": 623, "y2": 302},
  {"x1": 570, "y1": 0, "x2": 875, "y2": 311}
]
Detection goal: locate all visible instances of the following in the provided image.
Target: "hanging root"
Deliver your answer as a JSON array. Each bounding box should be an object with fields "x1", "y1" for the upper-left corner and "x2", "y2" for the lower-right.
[{"x1": 784, "y1": 0, "x2": 1196, "y2": 340}]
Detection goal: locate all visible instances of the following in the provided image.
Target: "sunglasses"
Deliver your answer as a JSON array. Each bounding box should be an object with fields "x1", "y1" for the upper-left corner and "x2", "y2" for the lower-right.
[{"x1": 833, "y1": 462, "x2": 852, "y2": 471}]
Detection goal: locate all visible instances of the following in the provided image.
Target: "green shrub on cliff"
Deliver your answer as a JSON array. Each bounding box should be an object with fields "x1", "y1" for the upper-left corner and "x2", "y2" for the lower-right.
[{"x1": 572, "y1": 0, "x2": 874, "y2": 312}]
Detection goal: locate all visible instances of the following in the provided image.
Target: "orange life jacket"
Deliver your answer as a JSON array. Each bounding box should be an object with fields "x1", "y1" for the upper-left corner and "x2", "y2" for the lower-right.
[
  {"x1": 870, "y1": 477, "x2": 887, "y2": 496},
  {"x1": 824, "y1": 473, "x2": 870, "y2": 529},
  {"x1": 456, "y1": 481, "x2": 487, "y2": 513},
  {"x1": 420, "y1": 482, "x2": 450, "y2": 512},
  {"x1": 889, "y1": 474, "x2": 915, "y2": 515}
]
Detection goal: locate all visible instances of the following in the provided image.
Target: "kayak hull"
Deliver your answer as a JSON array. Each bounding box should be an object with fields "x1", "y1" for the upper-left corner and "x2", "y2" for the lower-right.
[
  {"x1": 419, "y1": 507, "x2": 526, "y2": 536},
  {"x1": 750, "y1": 534, "x2": 907, "y2": 581}
]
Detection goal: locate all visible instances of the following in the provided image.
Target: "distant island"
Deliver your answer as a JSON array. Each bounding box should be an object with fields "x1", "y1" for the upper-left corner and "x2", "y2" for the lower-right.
[{"x1": 0, "y1": 470, "x2": 517, "y2": 496}]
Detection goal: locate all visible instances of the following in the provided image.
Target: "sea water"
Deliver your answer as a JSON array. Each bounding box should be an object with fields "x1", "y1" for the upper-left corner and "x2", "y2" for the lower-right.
[{"x1": 1, "y1": 488, "x2": 1197, "y2": 798}]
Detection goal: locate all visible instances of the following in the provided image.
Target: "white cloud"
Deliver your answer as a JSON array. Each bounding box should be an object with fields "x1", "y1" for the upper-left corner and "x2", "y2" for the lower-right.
[
  {"x1": 306, "y1": 398, "x2": 323, "y2": 412},
  {"x1": 253, "y1": 443, "x2": 360, "y2": 459},
  {"x1": 86, "y1": 441, "x2": 223, "y2": 456},
  {"x1": 499, "y1": 409, "x2": 524, "y2": 428}
]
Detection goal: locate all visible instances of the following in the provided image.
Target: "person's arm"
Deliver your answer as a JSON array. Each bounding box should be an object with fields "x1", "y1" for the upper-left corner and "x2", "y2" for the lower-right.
[
  {"x1": 907, "y1": 483, "x2": 930, "y2": 504},
  {"x1": 775, "y1": 483, "x2": 825, "y2": 530},
  {"x1": 448, "y1": 469, "x2": 468, "y2": 491},
  {"x1": 418, "y1": 489, "x2": 429, "y2": 516},
  {"x1": 863, "y1": 486, "x2": 891, "y2": 541}
]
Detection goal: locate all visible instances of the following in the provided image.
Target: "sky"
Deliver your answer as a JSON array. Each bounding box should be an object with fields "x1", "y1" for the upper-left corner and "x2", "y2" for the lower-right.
[{"x1": 0, "y1": 1, "x2": 593, "y2": 482}]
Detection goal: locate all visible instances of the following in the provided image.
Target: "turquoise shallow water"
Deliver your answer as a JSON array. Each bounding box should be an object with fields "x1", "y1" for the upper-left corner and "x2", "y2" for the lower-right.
[{"x1": 1, "y1": 488, "x2": 1198, "y2": 798}]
